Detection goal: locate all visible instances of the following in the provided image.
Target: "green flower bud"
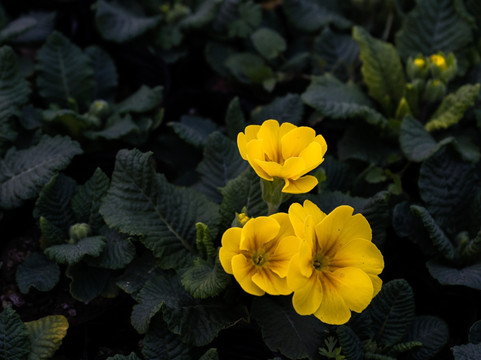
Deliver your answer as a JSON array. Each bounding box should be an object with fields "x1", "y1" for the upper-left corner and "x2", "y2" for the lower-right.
[
  {"x1": 69, "y1": 223, "x2": 91, "y2": 242},
  {"x1": 423, "y1": 79, "x2": 447, "y2": 102},
  {"x1": 88, "y1": 100, "x2": 110, "y2": 119},
  {"x1": 429, "y1": 52, "x2": 457, "y2": 83},
  {"x1": 407, "y1": 55, "x2": 429, "y2": 80}
]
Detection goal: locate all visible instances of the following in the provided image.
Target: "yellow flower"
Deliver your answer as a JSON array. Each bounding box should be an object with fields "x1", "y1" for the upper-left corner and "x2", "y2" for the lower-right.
[
  {"x1": 413, "y1": 57, "x2": 425, "y2": 69},
  {"x1": 237, "y1": 119, "x2": 327, "y2": 194},
  {"x1": 219, "y1": 213, "x2": 301, "y2": 296},
  {"x1": 237, "y1": 212, "x2": 250, "y2": 226},
  {"x1": 287, "y1": 200, "x2": 384, "y2": 325},
  {"x1": 430, "y1": 54, "x2": 448, "y2": 71}
]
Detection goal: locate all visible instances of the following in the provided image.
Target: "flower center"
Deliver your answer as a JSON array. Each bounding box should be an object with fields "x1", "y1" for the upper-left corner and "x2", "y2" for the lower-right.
[
  {"x1": 252, "y1": 251, "x2": 268, "y2": 267},
  {"x1": 312, "y1": 253, "x2": 329, "y2": 272}
]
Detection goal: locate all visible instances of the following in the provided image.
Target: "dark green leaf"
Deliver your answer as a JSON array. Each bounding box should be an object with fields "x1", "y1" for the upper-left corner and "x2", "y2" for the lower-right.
[
  {"x1": 180, "y1": 0, "x2": 222, "y2": 30},
  {"x1": 169, "y1": 115, "x2": 219, "y2": 148},
  {"x1": 66, "y1": 262, "x2": 111, "y2": 303},
  {"x1": 45, "y1": 236, "x2": 106, "y2": 265},
  {"x1": 226, "y1": 0, "x2": 261, "y2": 38},
  {"x1": 8, "y1": 12, "x2": 55, "y2": 44},
  {"x1": 116, "y1": 85, "x2": 163, "y2": 114},
  {"x1": 16, "y1": 252, "x2": 60, "y2": 294},
  {"x1": 0, "y1": 135, "x2": 82, "y2": 209},
  {"x1": 199, "y1": 349, "x2": 219, "y2": 360},
  {"x1": 251, "y1": 28, "x2": 286, "y2": 60},
  {"x1": 337, "y1": 325, "x2": 363, "y2": 360},
  {"x1": 25, "y1": 315, "x2": 69, "y2": 360},
  {"x1": 251, "y1": 93, "x2": 304, "y2": 126},
  {"x1": 0, "y1": 306, "x2": 30, "y2": 360},
  {"x1": 93, "y1": 227, "x2": 135, "y2": 269},
  {"x1": 0, "y1": 16, "x2": 37, "y2": 43},
  {"x1": 181, "y1": 256, "x2": 230, "y2": 299},
  {"x1": 42, "y1": 109, "x2": 97, "y2": 136},
  {"x1": 106, "y1": 353, "x2": 142, "y2": 360},
  {"x1": 39, "y1": 217, "x2": 66, "y2": 247},
  {"x1": 225, "y1": 97, "x2": 246, "y2": 140},
  {"x1": 85, "y1": 45, "x2": 118, "y2": 101},
  {"x1": 357, "y1": 191, "x2": 390, "y2": 247},
  {"x1": 251, "y1": 296, "x2": 328, "y2": 359},
  {"x1": 116, "y1": 252, "x2": 159, "y2": 295},
  {"x1": 453, "y1": 343, "x2": 481, "y2": 359},
  {"x1": 405, "y1": 316, "x2": 449, "y2": 360},
  {"x1": 84, "y1": 114, "x2": 138, "y2": 140},
  {"x1": 469, "y1": 320, "x2": 481, "y2": 344},
  {"x1": 225, "y1": 53, "x2": 273, "y2": 84},
  {"x1": 426, "y1": 259, "x2": 481, "y2": 290},
  {"x1": 36, "y1": 31, "x2": 94, "y2": 107},
  {"x1": 95, "y1": 0, "x2": 161, "y2": 42}
]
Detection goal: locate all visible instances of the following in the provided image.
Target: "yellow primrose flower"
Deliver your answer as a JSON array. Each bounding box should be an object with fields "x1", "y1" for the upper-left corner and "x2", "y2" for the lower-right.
[
  {"x1": 237, "y1": 212, "x2": 250, "y2": 226},
  {"x1": 430, "y1": 54, "x2": 448, "y2": 71},
  {"x1": 237, "y1": 119, "x2": 327, "y2": 194},
  {"x1": 287, "y1": 200, "x2": 384, "y2": 325},
  {"x1": 413, "y1": 57, "x2": 425, "y2": 69},
  {"x1": 219, "y1": 213, "x2": 301, "y2": 296}
]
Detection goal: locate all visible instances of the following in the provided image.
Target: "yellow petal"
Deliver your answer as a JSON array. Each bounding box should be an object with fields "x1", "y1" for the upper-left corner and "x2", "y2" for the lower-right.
[
  {"x1": 288, "y1": 200, "x2": 326, "y2": 239},
  {"x1": 241, "y1": 216, "x2": 280, "y2": 251},
  {"x1": 246, "y1": 139, "x2": 272, "y2": 180},
  {"x1": 298, "y1": 141, "x2": 325, "y2": 173},
  {"x1": 314, "y1": 134, "x2": 327, "y2": 154},
  {"x1": 290, "y1": 272, "x2": 323, "y2": 315},
  {"x1": 330, "y1": 238, "x2": 384, "y2": 275},
  {"x1": 252, "y1": 268, "x2": 292, "y2": 295},
  {"x1": 257, "y1": 119, "x2": 281, "y2": 163},
  {"x1": 231, "y1": 254, "x2": 264, "y2": 296},
  {"x1": 338, "y1": 213, "x2": 372, "y2": 244},
  {"x1": 256, "y1": 157, "x2": 306, "y2": 180},
  {"x1": 297, "y1": 239, "x2": 314, "y2": 278},
  {"x1": 370, "y1": 274, "x2": 383, "y2": 297},
  {"x1": 326, "y1": 267, "x2": 374, "y2": 313},
  {"x1": 270, "y1": 212, "x2": 295, "y2": 239},
  {"x1": 269, "y1": 235, "x2": 301, "y2": 278},
  {"x1": 219, "y1": 227, "x2": 242, "y2": 274},
  {"x1": 313, "y1": 277, "x2": 351, "y2": 325},
  {"x1": 281, "y1": 126, "x2": 316, "y2": 159},
  {"x1": 282, "y1": 175, "x2": 318, "y2": 194},
  {"x1": 279, "y1": 121, "x2": 297, "y2": 137},
  {"x1": 315, "y1": 205, "x2": 355, "y2": 256}
]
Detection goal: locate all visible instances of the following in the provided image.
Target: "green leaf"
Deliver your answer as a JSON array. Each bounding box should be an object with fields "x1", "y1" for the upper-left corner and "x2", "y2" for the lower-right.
[
  {"x1": 353, "y1": 26, "x2": 406, "y2": 114},
  {"x1": 426, "y1": 258, "x2": 481, "y2": 290},
  {"x1": 142, "y1": 316, "x2": 192, "y2": 360},
  {"x1": 302, "y1": 74, "x2": 387, "y2": 127},
  {"x1": 226, "y1": 0, "x2": 262, "y2": 38},
  {"x1": 469, "y1": 319, "x2": 481, "y2": 344},
  {"x1": 357, "y1": 191, "x2": 390, "y2": 247},
  {"x1": 282, "y1": 0, "x2": 350, "y2": 32},
  {"x1": 71, "y1": 168, "x2": 109, "y2": 232},
  {"x1": 36, "y1": 31, "x2": 94, "y2": 107},
  {"x1": 337, "y1": 325, "x2": 363, "y2": 360},
  {"x1": 410, "y1": 205, "x2": 457, "y2": 260},
  {"x1": 0, "y1": 16, "x2": 37, "y2": 43},
  {"x1": 251, "y1": 296, "x2": 328, "y2": 359},
  {"x1": 405, "y1": 316, "x2": 449, "y2": 360},
  {"x1": 225, "y1": 53, "x2": 273, "y2": 84},
  {"x1": 425, "y1": 84, "x2": 480, "y2": 132},
  {"x1": 94, "y1": 0, "x2": 161, "y2": 42},
  {"x1": 100, "y1": 149, "x2": 219, "y2": 269},
  {"x1": 251, "y1": 93, "x2": 304, "y2": 126},
  {"x1": 116, "y1": 252, "x2": 159, "y2": 295},
  {"x1": 16, "y1": 252, "x2": 60, "y2": 294},
  {"x1": 169, "y1": 115, "x2": 219, "y2": 148},
  {"x1": 84, "y1": 114, "x2": 138, "y2": 140},
  {"x1": 93, "y1": 227, "x2": 135, "y2": 270},
  {"x1": 453, "y1": 344, "x2": 481, "y2": 360},
  {"x1": 0, "y1": 46, "x2": 31, "y2": 122},
  {"x1": 45, "y1": 236, "x2": 106, "y2": 265},
  {"x1": 39, "y1": 217, "x2": 66, "y2": 247},
  {"x1": 0, "y1": 307, "x2": 29, "y2": 360},
  {"x1": 368, "y1": 279, "x2": 415, "y2": 346},
  {"x1": 180, "y1": 0, "x2": 222, "y2": 30},
  {"x1": 66, "y1": 262, "x2": 111, "y2": 303},
  {"x1": 196, "y1": 132, "x2": 247, "y2": 202},
  {"x1": 199, "y1": 349, "x2": 219, "y2": 360},
  {"x1": 0, "y1": 135, "x2": 82, "y2": 209},
  {"x1": 41, "y1": 109, "x2": 96, "y2": 136},
  {"x1": 251, "y1": 28, "x2": 286, "y2": 60},
  {"x1": 7, "y1": 12, "x2": 55, "y2": 44},
  {"x1": 85, "y1": 45, "x2": 118, "y2": 101},
  {"x1": 25, "y1": 315, "x2": 68, "y2": 360},
  {"x1": 418, "y1": 146, "x2": 477, "y2": 234},
  {"x1": 225, "y1": 96, "x2": 246, "y2": 140},
  {"x1": 106, "y1": 353, "x2": 142, "y2": 360},
  {"x1": 116, "y1": 85, "x2": 163, "y2": 114},
  {"x1": 181, "y1": 256, "x2": 230, "y2": 299},
  {"x1": 395, "y1": 0, "x2": 472, "y2": 62}
]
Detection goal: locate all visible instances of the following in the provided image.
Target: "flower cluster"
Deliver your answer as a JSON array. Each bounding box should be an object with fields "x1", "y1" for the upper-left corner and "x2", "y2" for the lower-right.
[{"x1": 220, "y1": 120, "x2": 384, "y2": 325}]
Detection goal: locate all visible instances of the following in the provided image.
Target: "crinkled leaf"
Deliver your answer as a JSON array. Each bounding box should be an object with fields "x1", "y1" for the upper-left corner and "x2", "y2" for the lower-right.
[
  {"x1": 353, "y1": 26, "x2": 405, "y2": 114},
  {"x1": 169, "y1": 115, "x2": 219, "y2": 148},
  {"x1": 0, "y1": 16, "x2": 37, "y2": 43},
  {"x1": 225, "y1": 53, "x2": 273, "y2": 84},
  {"x1": 180, "y1": 0, "x2": 222, "y2": 30},
  {"x1": 66, "y1": 262, "x2": 111, "y2": 303},
  {"x1": 426, "y1": 259, "x2": 481, "y2": 290},
  {"x1": 196, "y1": 132, "x2": 246, "y2": 202},
  {"x1": 84, "y1": 114, "x2": 138, "y2": 140},
  {"x1": 453, "y1": 343, "x2": 481, "y2": 360},
  {"x1": 85, "y1": 45, "x2": 118, "y2": 101},
  {"x1": 400, "y1": 116, "x2": 446, "y2": 162},
  {"x1": 39, "y1": 217, "x2": 66, "y2": 247},
  {"x1": 181, "y1": 256, "x2": 230, "y2": 299},
  {"x1": 302, "y1": 74, "x2": 387, "y2": 127},
  {"x1": 225, "y1": 96, "x2": 246, "y2": 140},
  {"x1": 0, "y1": 306, "x2": 30, "y2": 360},
  {"x1": 45, "y1": 236, "x2": 106, "y2": 265},
  {"x1": 16, "y1": 252, "x2": 60, "y2": 294},
  {"x1": 25, "y1": 315, "x2": 68, "y2": 360},
  {"x1": 106, "y1": 353, "x2": 141, "y2": 360},
  {"x1": 0, "y1": 135, "x2": 82, "y2": 209},
  {"x1": 36, "y1": 31, "x2": 94, "y2": 107},
  {"x1": 94, "y1": 0, "x2": 161, "y2": 42},
  {"x1": 116, "y1": 85, "x2": 163, "y2": 114},
  {"x1": 226, "y1": 0, "x2": 261, "y2": 38},
  {"x1": 369, "y1": 279, "x2": 415, "y2": 346},
  {"x1": 8, "y1": 12, "x2": 55, "y2": 44},
  {"x1": 425, "y1": 84, "x2": 480, "y2": 132},
  {"x1": 319, "y1": 156, "x2": 353, "y2": 192},
  {"x1": 251, "y1": 93, "x2": 304, "y2": 126},
  {"x1": 71, "y1": 168, "x2": 109, "y2": 232},
  {"x1": 204, "y1": 41, "x2": 236, "y2": 78},
  {"x1": 251, "y1": 296, "x2": 328, "y2": 359},
  {"x1": 116, "y1": 252, "x2": 159, "y2": 295},
  {"x1": 100, "y1": 149, "x2": 219, "y2": 269},
  {"x1": 41, "y1": 109, "x2": 96, "y2": 137},
  {"x1": 199, "y1": 349, "x2": 218, "y2": 360},
  {"x1": 93, "y1": 227, "x2": 135, "y2": 270},
  {"x1": 357, "y1": 190, "x2": 390, "y2": 247},
  {"x1": 405, "y1": 316, "x2": 449, "y2": 360},
  {"x1": 337, "y1": 325, "x2": 363, "y2": 360},
  {"x1": 251, "y1": 28, "x2": 286, "y2": 60}
]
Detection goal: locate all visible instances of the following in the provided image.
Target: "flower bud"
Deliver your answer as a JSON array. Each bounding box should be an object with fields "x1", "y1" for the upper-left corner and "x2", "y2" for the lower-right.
[
  {"x1": 429, "y1": 52, "x2": 457, "y2": 83},
  {"x1": 423, "y1": 79, "x2": 447, "y2": 102},
  {"x1": 69, "y1": 223, "x2": 91, "y2": 242},
  {"x1": 407, "y1": 55, "x2": 429, "y2": 80},
  {"x1": 88, "y1": 100, "x2": 110, "y2": 119}
]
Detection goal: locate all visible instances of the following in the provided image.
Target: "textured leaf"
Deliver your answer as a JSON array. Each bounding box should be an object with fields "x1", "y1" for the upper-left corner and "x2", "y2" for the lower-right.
[
  {"x1": 469, "y1": 319, "x2": 481, "y2": 344},
  {"x1": 0, "y1": 135, "x2": 82, "y2": 209},
  {"x1": 16, "y1": 252, "x2": 60, "y2": 294},
  {"x1": 225, "y1": 53, "x2": 272, "y2": 84},
  {"x1": 71, "y1": 168, "x2": 109, "y2": 232},
  {"x1": 357, "y1": 191, "x2": 390, "y2": 247},
  {"x1": 251, "y1": 296, "x2": 328, "y2": 359},
  {"x1": 196, "y1": 132, "x2": 246, "y2": 202},
  {"x1": 418, "y1": 146, "x2": 477, "y2": 234},
  {"x1": 0, "y1": 16, "x2": 37, "y2": 42},
  {"x1": 84, "y1": 114, "x2": 137, "y2": 140},
  {"x1": 0, "y1": 46, "x2": 30, "y2": 122},
  {"x1": 116, "y1": 252, "x2": 159, "y2": 295},
  {"x1": 369, "y1": 279, "x2": 415, "y2": 346},
  {"x1": 85, "y1": 45, "x2": 118, "y2": 101},
  {"x1": 425, "y1": 84, "x2": 480, "y2": 132},
  {"x1": 181, "y1": 256, "x2": 230, "y2": 299},
  {"x1": 45, "y1": 236, "x2": 106, "y2": 265},
  {"x1": 106, "y1": 353, "x2": 142, "y2": 360},
  {"x1": 453, "y1": 344, "x2": 481, "y2": 360},
  {"x1": 180, "y1": 0, "x2": 222, "y2": 30},
  {"x1": 395, "y1": 0, "x2": 472, "y2": 61},
  {"x1": 337, "y1": 326, "x2": 363, "y2": 360},
  {"x1": 405, "y1": 316, "x2": 449, "y2": 360},
  {"x1": 353, "y1": 26, "x2": 405, "y2": 114},
  {"x1": 100, "y1": 149, "x2": 219, "y2": 269},
  {"x1": 199, "y1": 349, "x2": 218, "y2": 360},
  {"x1": 320, "y1": 156, "x2": 353, "y2": 192},
  {"x1": 212, "y1": 0, "x2": 260, "y2": 38},
  {"x1": 95, "y1": 0, "x2": 161, "y2": 42},
  {"x1": 169, "y1": 115, "x2": 219, "y2": 147},
  {"x1": 251, "y1": 28, "x2": 286, "y2": 60},
  {"x1": 426, "y1": 259, "x2": 481, "y2": 290},
  {"x1": 0, "y1": 307, "x2": 30, "y2": 360},
  {"x1": 400, "y1": 116, "x2": 444, "y2": 162},
  {"x1": 41, "y1": 109, "x2": 96, "y2": 136},
  {"x1": 7, "y1": 12, "x2": 55, "y2": 44},
  {"x1": 116, "y1": 85, "x2": 163, "y2": 114},
  {"x1": 66, "y1": 262, "x2": 111, "y2": 303},
  {"x1": 225, "y1": 96, "x2": 246, "y2": 140},
  {"x1": 36, "y1": 31, "x2": 94, "y2": 107},
  {"x1": 410, "y1": 205, "x2": 457, "y2": 260},
  {"x1": 39, "y1": 217, "x2": 66, "y2": 247},
  {"x1": 93, "y1": 227, "x2": 135, "y2": 269},
  {"x1": 25, "y1": 315, "x2": 68, "y2": 360},
  {"x1": 251, "y1": 93, "x2": 304, "y2": 126},
  {"x1": 302, "y1": 74, "x2": 387, "y2": 126}
]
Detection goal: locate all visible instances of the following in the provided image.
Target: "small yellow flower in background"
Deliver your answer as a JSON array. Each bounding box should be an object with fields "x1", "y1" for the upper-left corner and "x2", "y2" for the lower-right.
[
  {"x1": 430, "y1": 54, "x2": 448, "y2": 71},
  {"x1": 237, "y1": 212, "x2": 250, "y2": 226},
  {"x1": 287, "y1": 200, "x2": 384, "y2": 325},
  {"x1": 219, "y1": 213, "x2": 301, "y2": 296},
  {"x1": 237, "y1": 119, "x2": 327, "y2": 194},
  {"x1": 414, "y1": 57, "x2": 425, "y2": 69}
]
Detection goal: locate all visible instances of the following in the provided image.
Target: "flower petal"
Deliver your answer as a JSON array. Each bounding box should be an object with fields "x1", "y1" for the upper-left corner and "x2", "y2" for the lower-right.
[
  {"x1": 282, "y1": 175, "x2": 318, "y2": 194},
  {"x1": 281, "y1": 126, "x2": 316, "y2": 159},
  {"x1": 257, "y1": 119, "x2": 281, "y2": 163},
  {"x1": 246, "y1": 139, "x2": 272, "y2": 180},
  {"x1": 256, "y1": 156, "x2": 306, "y2": 180},
  {"x1": 314, "y1": 134, "x2": 327, "y2": 154},
  {"x1": 279, "y1": 121, "x2": 297, "y2": 137},
  {"x1": 290, "y1": 272, "x2": 323, "y2": 315},
  {"x1": 237, "y1": 125, "x2": 260, "y2": 160},
  {"x1": 241, "y1": 216, "x2": 280, "y2": 251},
  {"x1": 315, "y1": 205, "x2": 355, "y2": 256},
  {"x1": 288, "y1": 200, "x2": 326, "y2": 239},
  {"x1": 313, "y1": 276, "x2": 351, "y2": 325},
  {"x1": 219, "y1": 227, "x2": 242, "y2": 274},
  {"x1": 270, "y1": 212, "x2": 295, "y2": 240},
  {"x1": 298, "y1": 141, "x2": 325, "y2": 173},
  {"x1": 269, "y1": 235, "x2": 301, "y2": 278},
  {"x1": 370, "y1": 274, "x2": 383, "y2": 297},
  {"x1": 330, "y1": 238, "x2": 384, "y2": 275},
  {"x1": 252, "y1": 269, "x2": 291, "y2": 295},
  {"x1": 231, "y1": 254, "x2": 264, "y2": 296},
  {"x1": 338, "y1": 213, "x2": 372, "y2": 244}
]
